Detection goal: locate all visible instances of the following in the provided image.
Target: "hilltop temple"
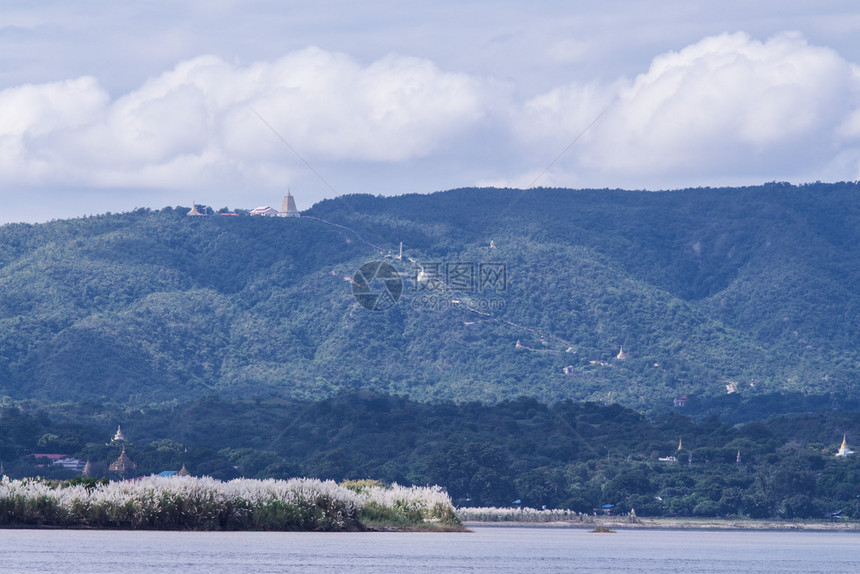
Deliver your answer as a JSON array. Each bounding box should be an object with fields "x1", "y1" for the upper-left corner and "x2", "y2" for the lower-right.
[
  {"x1": 186, "y1": 192, "x2": 299, "y2": 218},
  {"x1": 278, "y1": 191, "x2": 300, "y2": 217},
  {"x1": 186, "y1": 204, "x2": 206, "y2": 216}
]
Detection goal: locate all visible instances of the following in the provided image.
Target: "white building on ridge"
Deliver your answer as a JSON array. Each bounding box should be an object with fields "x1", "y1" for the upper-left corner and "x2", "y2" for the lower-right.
[{"x1": 249, "y1": 206, "x2": 279, "y2": 217}]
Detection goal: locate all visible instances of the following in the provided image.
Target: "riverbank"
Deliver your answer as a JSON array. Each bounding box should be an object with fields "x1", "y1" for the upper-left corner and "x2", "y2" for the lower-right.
[{"x1": 462, "y1": 516, "x2": 859, "y2": 531}]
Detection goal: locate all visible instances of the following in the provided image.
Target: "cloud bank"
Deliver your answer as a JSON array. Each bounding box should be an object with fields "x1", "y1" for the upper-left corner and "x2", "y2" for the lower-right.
[
  {"x1": 516, "y1": 32, "x2": 860, "y2": 187},
  {"x1": 2, "y1": 31, "x2": 860, "y2": 215},
  {"x1": 0, "y1": 48, "x2": 487, "y2": 191}
]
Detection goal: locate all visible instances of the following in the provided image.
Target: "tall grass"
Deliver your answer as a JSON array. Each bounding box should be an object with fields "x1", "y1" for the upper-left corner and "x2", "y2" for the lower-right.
[
  {"x1": 457, "y1": 506, "x2": 593, "y2": 523},
  {"x1": 343, "y1": 479, "x2": 459, "y2": 528},
  {"x1": 0, "y1": 476, "x2": 461, "y2": 531}
]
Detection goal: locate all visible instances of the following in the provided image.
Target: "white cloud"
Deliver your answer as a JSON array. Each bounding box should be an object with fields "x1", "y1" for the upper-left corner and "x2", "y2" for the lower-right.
[
  {"x1": 0, "y1": 76, "x2": 109, "y2": 183},
  {"x1": 0, "y1": 48, "x2": 487, "y2": 191},
  {"x1": 516, "y1": 32, "x2": 860, "y2": 186},
  {"x1": 5, "y1": 25, "x2": 860, "y2": 222},
  {"x1": 0, "y1": 77, "x2": 107, "y2": 138},
  {"x1": 243, "y1": 49, "x2": 486, "y2": 162}
]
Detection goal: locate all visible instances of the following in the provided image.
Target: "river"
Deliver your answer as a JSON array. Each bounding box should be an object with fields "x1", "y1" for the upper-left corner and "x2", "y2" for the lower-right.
[{"x1": 1, "y1": 526, "x2": 858, "y2": 573}]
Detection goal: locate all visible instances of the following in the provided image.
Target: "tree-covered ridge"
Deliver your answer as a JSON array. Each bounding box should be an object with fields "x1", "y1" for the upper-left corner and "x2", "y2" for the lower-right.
[
  {"x1": 3, "y1": 393, "x2": 859, "y2": 519},
  {"x1": 0, "y1": 183, "x2": 858, "y2": 409}
]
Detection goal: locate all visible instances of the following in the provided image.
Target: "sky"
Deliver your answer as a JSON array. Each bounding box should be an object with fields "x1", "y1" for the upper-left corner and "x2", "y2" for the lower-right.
[{"x1": 2, "y1": 1, "x2": 860, "y2": 224}]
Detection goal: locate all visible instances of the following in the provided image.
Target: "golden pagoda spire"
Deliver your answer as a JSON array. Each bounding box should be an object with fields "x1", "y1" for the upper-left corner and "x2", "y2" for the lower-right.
[
  {"x1": 186, "y1": 203, "x2": 205, "y2": 216},
  {"x1": 109, "y1": 446, "x2": 137, "y2": 478},
  {"x1": 677, "y1": 437, "x2": 683, "y2": 451}
]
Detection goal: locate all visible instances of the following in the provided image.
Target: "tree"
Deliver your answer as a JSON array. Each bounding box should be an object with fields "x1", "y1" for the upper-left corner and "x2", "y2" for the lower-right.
[{"x1": 426, "y1": 442, "x2": 516, "y2": 506}]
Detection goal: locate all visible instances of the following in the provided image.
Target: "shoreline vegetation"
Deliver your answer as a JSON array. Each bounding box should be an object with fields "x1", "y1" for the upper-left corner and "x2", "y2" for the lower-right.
[
  {"x1": 0, "y1": 476, "x2": 463, "y2": 532},
  {"x1": 1, "y1": 473, "x2": 855, "y2": 532},
  {"x1": 457, "y1": 507, "x2": 860, "y2": 531}
]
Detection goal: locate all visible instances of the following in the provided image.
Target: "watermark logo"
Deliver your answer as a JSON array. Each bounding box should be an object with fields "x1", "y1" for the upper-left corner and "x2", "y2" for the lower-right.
[
  {"x1": 351, "y1": 261, "x2": 403, "y2": 311},
  {"x1": 411, "y1": 261, "x2": 507, "y2": 312},
  {"x1": 413, "y1": 262, "x2": 507, "y2": 293},
  {"x1": 479, "y1": 263, "x2": 506, "y2": 292},
  {"x1": 352, "y1": 260, "x2": 507, "y2": 312}
]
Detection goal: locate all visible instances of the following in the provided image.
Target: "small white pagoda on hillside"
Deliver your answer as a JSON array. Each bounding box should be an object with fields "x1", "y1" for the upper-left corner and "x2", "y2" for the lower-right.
[
  {"x1": 836, "y1": 434, "x2": 854, "y2": 457},
  {"x1": 111, "y1": 425, "x2": 126, "y2": 443}
]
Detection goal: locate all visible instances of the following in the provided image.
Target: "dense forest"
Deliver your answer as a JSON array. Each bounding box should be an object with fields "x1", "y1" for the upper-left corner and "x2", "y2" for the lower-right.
[
  {"x1": 2, "y1": 393, "x2": 859, "y2": 520},
  {"x1": 1, "y1": 183, "x2": 858, "y2": 414},
  {"x1": 2, "y1": 183, "x2": 860, "y2": 519}
]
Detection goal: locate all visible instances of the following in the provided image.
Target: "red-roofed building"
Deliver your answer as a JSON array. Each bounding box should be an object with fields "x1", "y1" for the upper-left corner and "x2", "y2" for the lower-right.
[{"x1": 249, "y1": 206, "x2": 278, "y2": 217}]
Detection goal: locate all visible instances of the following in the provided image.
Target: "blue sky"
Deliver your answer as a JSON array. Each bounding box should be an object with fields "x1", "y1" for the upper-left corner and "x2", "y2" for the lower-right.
[{"x1": 2, "y1": 1, "x2": 860, "y2": 223}]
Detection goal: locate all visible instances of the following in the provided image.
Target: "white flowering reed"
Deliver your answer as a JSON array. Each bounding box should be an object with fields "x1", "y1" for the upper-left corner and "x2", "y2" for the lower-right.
[
  {"x1": 358, "y1": 483, "x2": 457, "y2": 523},
  {"x1": 456, "y1": 506, "x2": 591, "y2": 523},
  {"x1": 0, "y1": 476, "x2": 459, "y2": 530}
]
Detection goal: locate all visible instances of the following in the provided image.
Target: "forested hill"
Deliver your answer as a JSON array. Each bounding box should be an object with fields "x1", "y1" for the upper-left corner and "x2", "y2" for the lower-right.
[{"x1": 0, "y1": 182, "x2": 858, "y2": 412}]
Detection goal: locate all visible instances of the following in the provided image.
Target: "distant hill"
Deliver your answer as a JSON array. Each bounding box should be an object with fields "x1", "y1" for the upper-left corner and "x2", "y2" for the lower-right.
[{"x1": 0, "y1": 183, "x2": 858, "y2": 411}]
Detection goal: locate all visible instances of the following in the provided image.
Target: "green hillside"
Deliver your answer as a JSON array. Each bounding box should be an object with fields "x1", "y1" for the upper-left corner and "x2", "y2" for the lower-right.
[
  {"x1": 1, "y1": 183, "x2": 858, "y2": 410},
  {"x1": 3, "y1": 393, "x2": 860, "y2": 518}
]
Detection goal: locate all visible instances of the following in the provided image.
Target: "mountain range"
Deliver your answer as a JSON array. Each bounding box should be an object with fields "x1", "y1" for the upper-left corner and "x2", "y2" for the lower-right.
[{"x1": 1, "y1": 182, "x2": 857, "y2": 413}]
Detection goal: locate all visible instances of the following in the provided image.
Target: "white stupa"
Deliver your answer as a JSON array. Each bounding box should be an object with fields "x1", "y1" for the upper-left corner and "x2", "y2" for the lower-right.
[
  {"x1": 278, "y1": 191, "x2": 300, "y2": 217},
  {"x1": 836, "y1": 434, "x2": 854, "y2": 457}
]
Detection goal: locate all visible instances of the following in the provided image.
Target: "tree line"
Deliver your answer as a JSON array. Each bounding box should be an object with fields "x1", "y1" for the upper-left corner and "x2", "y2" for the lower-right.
[{"x1": 2, "y1": 393, "x2": 858, "y2": 519}]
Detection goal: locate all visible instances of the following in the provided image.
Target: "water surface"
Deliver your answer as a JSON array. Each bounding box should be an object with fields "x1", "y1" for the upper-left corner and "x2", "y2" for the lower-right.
[{"x1": 1, "y1": 526, "x2": 858, "y2": 573}]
